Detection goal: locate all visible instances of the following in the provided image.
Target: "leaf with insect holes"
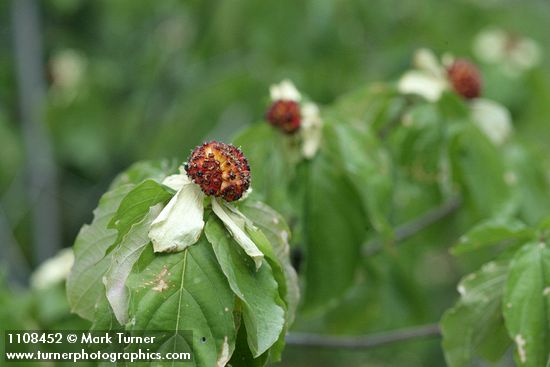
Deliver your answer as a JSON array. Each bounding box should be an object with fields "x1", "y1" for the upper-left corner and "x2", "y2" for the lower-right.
[
  {"x1": 205, "y1": 216, "x2": 285, "y2": 357},
  {"x1": 68, "y1": 161, "x2": 177, "y2": 322},
  {"x1": 126, "y1": 239, "x2": 237, "y2": 367},
  {"x1": 67, "y1": 184, "x2": 134, "y2": 320},
  {"x1": 441, "y1": 261, "x2": 511, "y2": 367},
  {"x1": 503, "y1": 242, "x2": 550, "y2": 367}
]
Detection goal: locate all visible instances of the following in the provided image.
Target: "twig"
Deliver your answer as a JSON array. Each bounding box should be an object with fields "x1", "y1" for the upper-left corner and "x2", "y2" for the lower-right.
[
  {"x1": 378, "y1": 95, "x2": 414, "y2": 139},
  {"x1": 0, "y1": 204, "x2": 31, "y2": 284},
  {"x1": 363, "y1": 196, "x2": 462, "y2": 257},
  {"x1": 286, "y1": 323, "x2": 440, "y2": 349},
  {"x1": 12, "y1": 0, "x2": 61, "y2": 263}
]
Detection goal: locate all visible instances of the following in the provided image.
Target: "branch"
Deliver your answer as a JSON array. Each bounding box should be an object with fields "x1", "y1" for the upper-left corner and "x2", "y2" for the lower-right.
[
  {"x1": 0, "y1": 204, "x2": 31, "y2": 284},
  {"x1": 286, "y1": 323, "x2": 440, "y2": 349},
  {"x1": 378, "y1": 95, "x2": 415, "y2": 139},
  {"x1": 12, "y1": 0, "x2": 61, "y2": 263},
  {"x1": 363, "y1": 196, "x2": 462, "y2": 257}
]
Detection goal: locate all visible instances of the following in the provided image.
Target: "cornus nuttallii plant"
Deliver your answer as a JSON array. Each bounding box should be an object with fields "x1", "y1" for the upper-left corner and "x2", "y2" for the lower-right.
[
  {"x1": 266, "y1": 79, "x2": 323, "y2": 158},
  {"x1": 398, "y1": 48, "x2": 512, "y2": 145},
  {"x1": 67, "y1": 142, "x2": 298, "y2": 366},
  {"x1": 61, "y1": 45, "x2": 550, "y2": 367}
]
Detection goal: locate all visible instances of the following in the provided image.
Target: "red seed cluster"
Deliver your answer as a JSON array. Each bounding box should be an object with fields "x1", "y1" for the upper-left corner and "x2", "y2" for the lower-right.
[
  {"x1": 266, "y1": 100, "x2": 301, "y2": 134},
  {"x1": 447, "y1": 59, "x2": 482, "y2": 100},
  {"x1": 184, "y1": 141, "x2": 251, "y2": 202}
]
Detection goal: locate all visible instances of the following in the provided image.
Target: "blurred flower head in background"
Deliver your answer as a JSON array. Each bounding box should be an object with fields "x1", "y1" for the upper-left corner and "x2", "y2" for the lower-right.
[
  {"x1": 269, "y1": 79, "x2": 302, "y2": 103},
  {"x1": 30, "y1": 248, "x2": 74, "y2": 290},
  {"x1": 473, "y1": 28, "x2": 542, "y2": 77},
  {"x1": 48, "y1": 49, "x2": 87, "y2": 105},
  {"x1": 398, "y1": 49, "x2": 513, "y2": 145},
  {"x1": 267, "y1": 79, "x2": 323, "y2": 159},
  {"x1": 469, "y1": 98, "x2": 512, "y2": 145}
]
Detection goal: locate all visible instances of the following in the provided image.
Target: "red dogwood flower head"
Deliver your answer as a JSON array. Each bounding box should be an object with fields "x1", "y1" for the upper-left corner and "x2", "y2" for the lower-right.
[
  {"x1": 185, "y1": 141, "x2": 251, "y2": 202},
  {"x1": 447, "y1": 59, "x2": 483, "y2": 100},
  {"x1": 266, "y1": 99, "x2": 302, "y2": 134}
]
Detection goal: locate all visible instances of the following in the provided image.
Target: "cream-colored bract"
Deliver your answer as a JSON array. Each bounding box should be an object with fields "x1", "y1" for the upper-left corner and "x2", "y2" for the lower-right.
[
  {"x1": 49, "y1": 49, "x2": 87, "y2": 105},
  {"x1": 414, "y1": 48, "x2": 447, "y2": 78},
  {"x1": 398, "y1": 70, "x2": 448, "y2": 102},
  {"x1": 149, "y1": 173, "x2": 205, "y2": 253},
  {"x1": 470, "y1": 98, "x2": 512, "y2": 145},
  {"x1": 398, "y1": 48, "x2": 513, "y2": 146},
  {"x1": 31, "y1": 248, "x2": 74, "y2": 289},
  {"x1": 270, "y1": 79, "x2": 302, "y2": 102},
  {"x1": 473, "y1": 28, "x2": 541, "y2": 77},
  {"x1": 147, "y1": 168, "x2": 264, "y2": 269},
  {"x1": 211, "y1": 198, "x2": 264, "y2": 270},
  {"x1": 300, "y1": 102, "x2": 323, "y2": 159},
  {"x1": 269, "y1": 79, "x2": 323, "y2": 159},
  {"x1": 398, "y1": 48, "x2": 450, "y2": 102}
]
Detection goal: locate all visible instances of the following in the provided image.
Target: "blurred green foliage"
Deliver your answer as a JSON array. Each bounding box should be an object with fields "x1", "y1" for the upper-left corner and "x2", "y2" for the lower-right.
[
  {"x1": 0, "y1": 0, "x2": 549, "y2": 252},
  {"x1": 1, "y1": 0, "x2": 550, "y2": 366}
]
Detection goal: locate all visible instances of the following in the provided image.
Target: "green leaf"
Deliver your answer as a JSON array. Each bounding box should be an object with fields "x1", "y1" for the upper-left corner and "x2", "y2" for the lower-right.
[
  {"x1": 67, "y1": 184, "x2": 134, "y2": 320},
  {"x1": 389, "y1": 102, "x2": 446, "y2": 185},
  {"x1": 204, "y1": 216, "x2": 285, "y2": 357},
  {"x1": 110, "y1": 159, "x2": 178, "y2": 189},
  {"x1": 233, "y1": 123, "x2": 299, "y2": 218},
  {"x1": 448, "y1": 124, "x2": 511, "y2": 218},
  {"x1": 505, "y1": 145, "x2": 550, "y2": 225},
  {"x1": 324, "y1": 84, "x2": 401, "y2": 132},
  {"x1": 453, "y1": 217, "x2": 534, "y2": 255},
  {"x1": 441, "y1": 261, "x2": 511, "y2": 367},
  {"x1": 228, "y1": 322, "x2": 269, "y2": 367},
  {"x1": 323, "y1": 122, "x2": 393, "y2": 237},
  {"x1": 108, "y1": 179, "x2": 172, "y2": 245},
  {"x1": 239, "y1": 200, "x2": 300, "y2": 325},
  {"x1": 437, "y1": 91, "x2": 471, "y2": 120},
  {"x1": 90, "y1": 296, "x2": 122, "y2": 332},
  {"x1": 302, "y1": 153, "x2": 367, "y2": 311},
  {"x1": 503, "y1": 242, "x2": 550, "y2": 367},
  {"x1": 104, "y1": 205, "x2": 161, "y2": 325},
  {"x1": 127, "y1": 240, "x2": 236, "y2": 367}
]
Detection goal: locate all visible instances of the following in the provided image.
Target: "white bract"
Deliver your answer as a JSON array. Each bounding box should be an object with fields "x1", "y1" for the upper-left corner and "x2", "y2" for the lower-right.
[
  {"x1": 148, "y1": 167, "x2": 264, "y2": 269},
  {"x1": 49, "y1": 49, "x2": 87, "y2": 104},
  {"x1": 300, "y1": 102, "x2": 323, "y2": 159},
  {"x1": 270, "y1": 79, "x2": 323, "y2": 158},
  {"x1": 31, "y1": 248, "x2": 74, "y2": 289},
  {"x1": 473, "y1": 28, "x2": 541, "y2": 78},
  {"x1": 270, "y1": 79, "x2": 302, "y2": 102},
  {"x1": 397, "y1": 49, "x2": 513, "y2": 146},
  {"x1": 470, "y1": 99, "x2": 512, "y2": 146},
  {"x1": 397, "y1": 48, "x2": 450, "y2": 102}
]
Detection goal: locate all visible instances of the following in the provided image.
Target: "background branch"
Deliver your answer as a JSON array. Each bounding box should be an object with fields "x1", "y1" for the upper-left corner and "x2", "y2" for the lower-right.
[
  {"x1": 12, "y1": 0, "x2": 61, "y2": 264},
  {"x1": 0, "y1": 204, "x2": 30, "y2": 284},
  {"x1": 363, "y1": 196, "x2": 462, "y2": 257},
  {"x1": 286, "y1": 323, "x2": 441, "y2": 349}
]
